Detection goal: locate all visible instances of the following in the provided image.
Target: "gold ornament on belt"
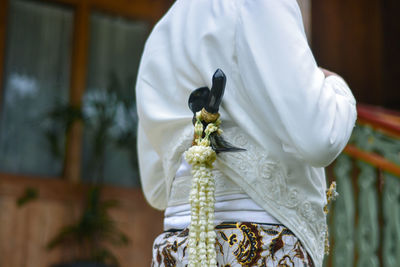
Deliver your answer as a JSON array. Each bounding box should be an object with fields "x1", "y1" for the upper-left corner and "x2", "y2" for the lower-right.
[{"x1": 323, "y1": 181, "x2": 338, "y2": 255}]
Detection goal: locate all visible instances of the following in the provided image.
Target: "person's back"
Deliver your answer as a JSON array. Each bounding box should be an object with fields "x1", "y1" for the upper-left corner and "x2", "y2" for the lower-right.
[{"x1": 136, "y1": 1, "x2": 356, "y2": 266}]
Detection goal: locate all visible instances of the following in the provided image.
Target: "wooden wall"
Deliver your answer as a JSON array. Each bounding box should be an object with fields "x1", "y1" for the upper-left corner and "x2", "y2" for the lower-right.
[
  {"x1": 312, "y1": 0, "x2": 400, "y2": 110},
  {"x1": 0, "y1": 174, "x2": 163, "y2": 267},
  {"x1": 312, "y1": 0, "x2": 384, "y2": 106},
  {"x1": 381, "y1": 0, "x2": 400, "y2": 109}
]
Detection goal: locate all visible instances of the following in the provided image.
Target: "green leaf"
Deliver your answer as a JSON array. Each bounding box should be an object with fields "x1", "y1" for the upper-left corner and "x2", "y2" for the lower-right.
[{"x1": 17, "y1": 187, "x2": 39, "y2": 207}]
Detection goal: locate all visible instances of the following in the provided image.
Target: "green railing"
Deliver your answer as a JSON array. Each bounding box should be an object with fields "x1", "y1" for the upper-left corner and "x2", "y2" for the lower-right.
[{"x1": 326, "y1": 104, "x2": 400, "y2": 267}]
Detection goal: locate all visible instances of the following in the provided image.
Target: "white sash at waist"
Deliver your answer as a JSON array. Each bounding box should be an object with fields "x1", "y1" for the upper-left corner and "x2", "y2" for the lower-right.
[
  {"x1": 164, "y1": 193, "x2": 280, "y2": 230},
  {"x1": 164, "y1": 157, "x2": 280, "y2": 230}
]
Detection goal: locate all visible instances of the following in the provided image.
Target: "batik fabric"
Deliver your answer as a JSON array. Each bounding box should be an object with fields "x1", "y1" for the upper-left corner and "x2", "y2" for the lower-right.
[{"x1": 152, "y1": 222, "x2": 314, "y2": 267}]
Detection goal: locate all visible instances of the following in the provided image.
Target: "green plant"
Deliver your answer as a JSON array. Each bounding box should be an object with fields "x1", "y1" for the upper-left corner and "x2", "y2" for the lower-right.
[
  {"x1": 47, "y1": 186, "x2": 129, "y2": 266},
  {"x1": 17, "y1": 187, "x2": 39, "y2": 207},
  {"x1": 43, "y1": 82, "x2": 136, "y2": 266}
]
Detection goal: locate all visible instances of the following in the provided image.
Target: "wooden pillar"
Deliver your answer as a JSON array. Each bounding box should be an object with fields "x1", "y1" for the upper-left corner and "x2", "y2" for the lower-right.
[
  {"x1": 0, "y1": 0, "x2": 8, "y2": 109},
  {"x1": 312, "y1": 0, "x2": 384, "y2": 106},
  {"x1": 382, "y1": 0, "x2": 400, "y2": 109},
  {"x1": 63, "y1": 2, "x2": 90, "y2": 183}
]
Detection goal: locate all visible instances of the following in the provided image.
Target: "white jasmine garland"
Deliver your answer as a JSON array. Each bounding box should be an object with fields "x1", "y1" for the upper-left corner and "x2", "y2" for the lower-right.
[{"x1": 185, "y1": 112, "x2": 219, "y2": 267}]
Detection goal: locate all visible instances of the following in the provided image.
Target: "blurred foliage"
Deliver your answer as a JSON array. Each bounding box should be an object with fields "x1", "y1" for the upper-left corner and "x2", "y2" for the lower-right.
[
  {"x1": 16, "y1": 187, "x2": 39, "y2": 207},
  {"x1": 41, "y1": 85, "x2": 138, "y2": 183},
  {"x1": 47, "y1": 186, "x2": 129, "y2": 266},
  {"x1": 44, "y1": 78, "x2": 135, "y2": 265}
]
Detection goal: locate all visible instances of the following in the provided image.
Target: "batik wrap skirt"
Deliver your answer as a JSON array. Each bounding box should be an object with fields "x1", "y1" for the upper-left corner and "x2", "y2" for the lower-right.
[{"x1": 152, "y1": 222, "x2": 314, "y2": 267}]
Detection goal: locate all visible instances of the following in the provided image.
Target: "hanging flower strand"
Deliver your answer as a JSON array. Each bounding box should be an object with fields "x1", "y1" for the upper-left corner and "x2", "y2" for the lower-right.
[
  {"x1": 185, "y1": 69, "x2": 245, "y2": 267},
  {"x1": 185, "y1": 111, "x2": 219, "y2": 267}
]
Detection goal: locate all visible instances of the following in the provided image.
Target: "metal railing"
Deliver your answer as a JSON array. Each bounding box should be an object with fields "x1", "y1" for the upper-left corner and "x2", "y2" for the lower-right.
[{"x1": 326, "y1": 104, "x2": 400, "y2": 267}]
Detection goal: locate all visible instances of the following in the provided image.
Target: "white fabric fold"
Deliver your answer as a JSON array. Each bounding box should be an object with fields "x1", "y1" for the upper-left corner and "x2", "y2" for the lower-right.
[{"x1": 164, "y1": 193, "x2": 280, "y2": 230}]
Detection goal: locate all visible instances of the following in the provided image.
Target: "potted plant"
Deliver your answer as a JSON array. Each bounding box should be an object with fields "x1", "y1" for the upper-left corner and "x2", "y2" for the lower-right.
[
  {"x1": 47, "y1": 186, "x2": 129, "y2": 267},
  {"x1": 43, "y1": 86, "x2": 136, "y2": 267}
]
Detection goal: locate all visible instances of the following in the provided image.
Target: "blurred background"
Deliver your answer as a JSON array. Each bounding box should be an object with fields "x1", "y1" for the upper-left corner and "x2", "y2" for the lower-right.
[{"x1": 0, "y1": 0, "x2": 399, "y2": 266}]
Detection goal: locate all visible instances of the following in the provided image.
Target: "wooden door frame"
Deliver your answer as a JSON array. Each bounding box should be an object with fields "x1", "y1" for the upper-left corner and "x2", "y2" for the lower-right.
[{"x1": 0, "y1": 0, "x2": 172, "y2": 183}]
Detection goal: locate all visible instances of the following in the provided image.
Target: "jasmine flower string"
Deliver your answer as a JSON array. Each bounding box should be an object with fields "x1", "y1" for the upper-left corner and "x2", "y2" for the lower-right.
[{"x1": 185, "y1": 111, "x2": 220, "y2": 267}]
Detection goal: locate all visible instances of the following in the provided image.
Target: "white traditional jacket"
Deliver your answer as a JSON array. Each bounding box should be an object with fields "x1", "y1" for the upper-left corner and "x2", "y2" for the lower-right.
[{"x1": 136, "y1": 0, "x2": 357, "y2": 266}]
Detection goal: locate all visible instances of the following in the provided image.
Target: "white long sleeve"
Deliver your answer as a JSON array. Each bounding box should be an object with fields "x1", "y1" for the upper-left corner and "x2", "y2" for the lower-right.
[
  {"x1": 232, "y1": 0, "x2": 356, "y2": 167},
  {"x1": 137, "y1": 123, "x2": 166, "y2": 210}
]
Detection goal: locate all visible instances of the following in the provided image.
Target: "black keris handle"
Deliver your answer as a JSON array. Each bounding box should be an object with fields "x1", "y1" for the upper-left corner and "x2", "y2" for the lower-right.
[
  {"x1": 187, "y1": 69, "x2": 245, "y2": 153},
  {"x1": 188, "y1": 69, "x2": 226, "y2": 115},
  {"x1": 206, "y1": 69, "x2": 226, "y2": 114}
]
